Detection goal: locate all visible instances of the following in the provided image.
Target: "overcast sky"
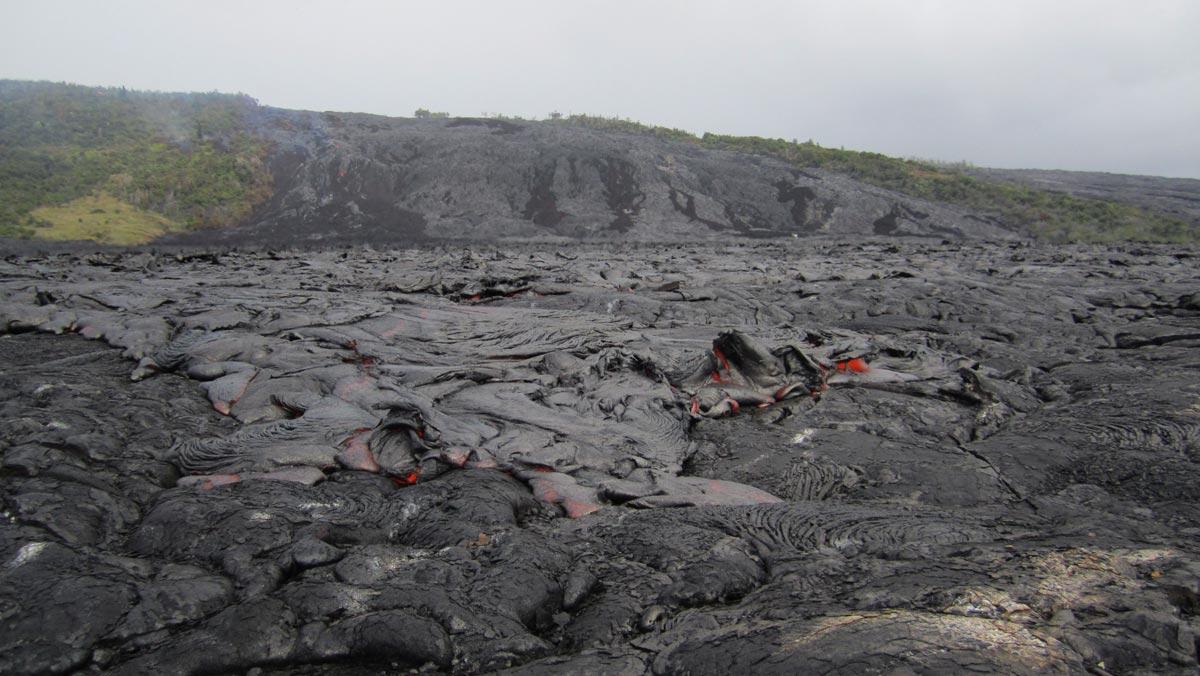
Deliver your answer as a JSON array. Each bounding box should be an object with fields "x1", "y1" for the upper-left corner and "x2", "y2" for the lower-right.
[{"x1": 2, "y1": 0, "x2": 1197, "y2": 178}]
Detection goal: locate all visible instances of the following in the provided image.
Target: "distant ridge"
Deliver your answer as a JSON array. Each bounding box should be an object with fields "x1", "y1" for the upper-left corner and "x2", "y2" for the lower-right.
[{"x1": 1, "y1": 80, "x2": 1195, "y2": 245}]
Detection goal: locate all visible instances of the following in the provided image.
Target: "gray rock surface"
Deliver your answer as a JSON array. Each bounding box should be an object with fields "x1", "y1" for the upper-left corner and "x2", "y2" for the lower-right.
[
  {"x1": 1, "y1": 240, "x2": 1199, "y2": 674},
  {"x1": 170, "y1": 112, "x2": 1025, "y2": 244}
]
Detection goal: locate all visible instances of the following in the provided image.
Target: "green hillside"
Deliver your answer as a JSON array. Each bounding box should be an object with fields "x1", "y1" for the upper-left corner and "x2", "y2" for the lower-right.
[{"x1": 0, "y1": 80, "x2": 272, "y2": 241}]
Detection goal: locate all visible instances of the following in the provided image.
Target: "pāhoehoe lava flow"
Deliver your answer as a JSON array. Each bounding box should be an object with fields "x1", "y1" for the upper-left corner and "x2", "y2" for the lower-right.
[{"x1": 1, "y1": 240, "x2": 1199, "y2": 674}]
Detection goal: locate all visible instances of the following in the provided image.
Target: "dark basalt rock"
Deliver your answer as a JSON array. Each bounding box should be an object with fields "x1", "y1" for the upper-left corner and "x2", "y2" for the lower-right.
[
  {"x1": 160, "y1": 112, "x2": 1025, "y2": 245},
  {"x1": 1, "y1": 240, "x2": 1199, "y2": 674}
]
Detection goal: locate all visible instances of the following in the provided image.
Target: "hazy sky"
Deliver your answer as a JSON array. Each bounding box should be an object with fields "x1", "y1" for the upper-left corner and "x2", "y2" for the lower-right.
[{"x1": 2, "y1": 0, "x2": 1197, "y2": 177}]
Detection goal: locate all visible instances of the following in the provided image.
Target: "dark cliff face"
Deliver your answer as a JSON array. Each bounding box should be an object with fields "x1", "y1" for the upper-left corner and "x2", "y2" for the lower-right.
[{"x1": 171, "y1": 110, "x2": 1024, "y2": 245}]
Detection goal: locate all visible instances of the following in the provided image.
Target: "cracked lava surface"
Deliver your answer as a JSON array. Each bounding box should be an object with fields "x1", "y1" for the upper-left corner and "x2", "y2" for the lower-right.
[{"x1": 1, "y1": 240, "x2": 1199, "y2": 674}]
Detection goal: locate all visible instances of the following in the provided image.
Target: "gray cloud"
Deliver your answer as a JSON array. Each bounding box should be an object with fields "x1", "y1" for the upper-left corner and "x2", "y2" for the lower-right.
[{"x1": 2, "y1": 0, "x2": 1197, "y2": 177}]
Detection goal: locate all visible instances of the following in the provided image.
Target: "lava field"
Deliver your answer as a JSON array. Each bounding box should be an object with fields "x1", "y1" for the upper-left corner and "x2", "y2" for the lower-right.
[{"x1": 1, "y1": 240, "x2": 1199, "y2": 674}]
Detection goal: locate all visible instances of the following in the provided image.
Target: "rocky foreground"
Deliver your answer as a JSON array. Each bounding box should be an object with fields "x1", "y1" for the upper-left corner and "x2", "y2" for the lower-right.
[{"x1": 1, "y1": 240, "x2": 1199, "y2": 674}]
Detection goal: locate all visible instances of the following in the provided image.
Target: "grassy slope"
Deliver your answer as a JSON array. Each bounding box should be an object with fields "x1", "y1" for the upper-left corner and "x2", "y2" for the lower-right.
[
  {"x1": 30, "y1": 192, "x2": 181, "y2": 245},
  {"x1": 0, "y1": 80, "x2": 272, "y2": 243},
  {"x1": 562, "y1": 115, "x2": 1194, "y2": 243}
]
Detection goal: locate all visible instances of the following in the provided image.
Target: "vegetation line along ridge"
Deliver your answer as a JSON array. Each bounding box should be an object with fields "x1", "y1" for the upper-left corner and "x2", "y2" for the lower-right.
[{"x1": 0, "y1": 80, "x2": 1191, "y2": 244}]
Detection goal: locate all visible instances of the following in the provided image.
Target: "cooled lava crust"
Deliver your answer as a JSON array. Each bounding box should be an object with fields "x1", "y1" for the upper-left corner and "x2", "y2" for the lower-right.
[{"x1": 2, "y1": 240, "x2": 1199, "y2": 674}]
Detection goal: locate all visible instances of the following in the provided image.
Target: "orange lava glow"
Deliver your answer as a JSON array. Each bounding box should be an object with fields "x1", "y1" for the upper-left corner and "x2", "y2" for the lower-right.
[
  {"x1": 713, "y1": 347, "x2": 731, "y2": 371},
  {"x1": 391, "y1": 470, "x2": 420, "y2": 486},
  {"x1": 835, "y1": 357, "x2": 869, "y2": 373}
]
